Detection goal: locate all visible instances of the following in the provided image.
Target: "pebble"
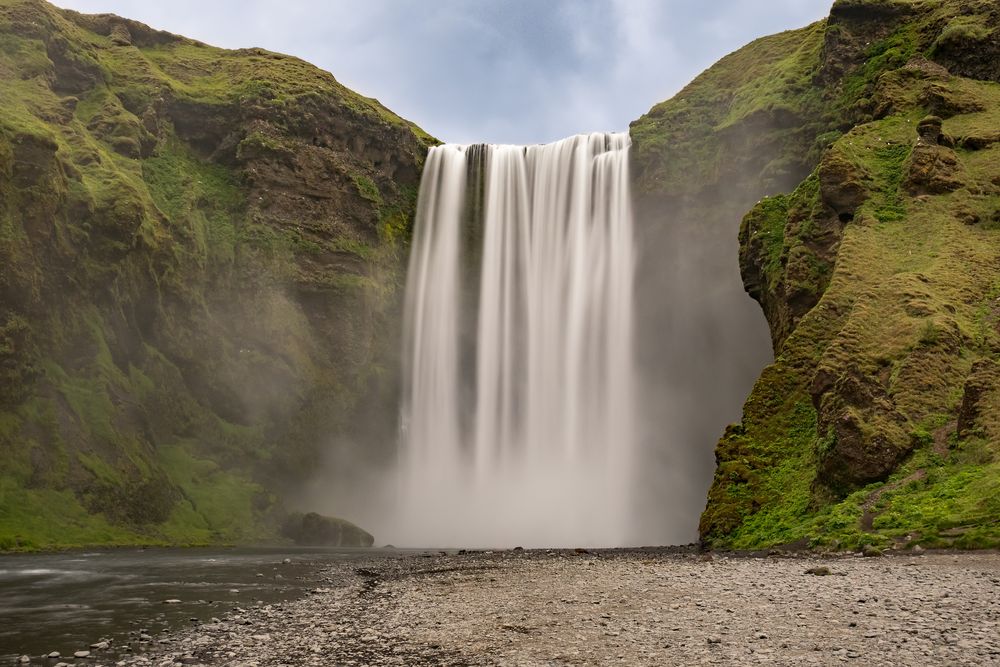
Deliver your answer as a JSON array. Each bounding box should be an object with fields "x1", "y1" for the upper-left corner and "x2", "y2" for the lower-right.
[
  {"x1": 104, "y1": 551, "x2": 1000, "y2": 667},
  {"x1": 73, "y1": 651, "x2": 90, "y2": 658}
]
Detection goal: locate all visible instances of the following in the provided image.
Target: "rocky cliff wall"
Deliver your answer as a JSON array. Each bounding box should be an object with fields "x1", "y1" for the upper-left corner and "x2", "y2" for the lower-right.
[
  {"x1": 0, "y1": 0, "x2": 432, "y2": 549},
  {"x1": 633, "y1": 0, "x2": 1000, "y2": 551}
]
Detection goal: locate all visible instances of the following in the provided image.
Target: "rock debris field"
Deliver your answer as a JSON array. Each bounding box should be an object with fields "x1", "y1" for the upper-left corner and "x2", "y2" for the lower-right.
[{"x1": 85, "y1": 550, "x2": 1000, "y2": 666}]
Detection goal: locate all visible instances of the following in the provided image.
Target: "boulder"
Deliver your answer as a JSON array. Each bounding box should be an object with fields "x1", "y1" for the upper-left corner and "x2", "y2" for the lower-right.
[{"x1": 281, "y1": 512, "x2": 374, "y2": 547}]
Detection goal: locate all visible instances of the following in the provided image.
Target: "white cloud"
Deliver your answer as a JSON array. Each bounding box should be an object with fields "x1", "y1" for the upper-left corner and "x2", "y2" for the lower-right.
[{"x1": 51, "y1": 0, "x2": 833, "y2": 144}]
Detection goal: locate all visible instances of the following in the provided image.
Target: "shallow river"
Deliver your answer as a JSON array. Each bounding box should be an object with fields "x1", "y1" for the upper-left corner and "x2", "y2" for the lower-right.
[{"x1": 0, "y1": 547, "x2": 400, "y2": 663}]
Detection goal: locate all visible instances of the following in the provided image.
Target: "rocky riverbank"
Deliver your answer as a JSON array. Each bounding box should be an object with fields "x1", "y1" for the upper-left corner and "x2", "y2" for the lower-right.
[{"x1": 73, "y1": 549, "x2": 1000, "y2": 666}]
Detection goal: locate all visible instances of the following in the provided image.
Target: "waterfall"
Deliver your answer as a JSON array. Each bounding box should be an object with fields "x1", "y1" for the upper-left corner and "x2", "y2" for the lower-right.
[{"x1": 395, "y1": 132, "x2": 637, "y2": 547}]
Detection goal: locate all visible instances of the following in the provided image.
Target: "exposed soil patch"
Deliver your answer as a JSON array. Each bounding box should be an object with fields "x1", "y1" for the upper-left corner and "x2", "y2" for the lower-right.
[{"x1": 860, "y1": 470, "x2": 927, "y2": 532}]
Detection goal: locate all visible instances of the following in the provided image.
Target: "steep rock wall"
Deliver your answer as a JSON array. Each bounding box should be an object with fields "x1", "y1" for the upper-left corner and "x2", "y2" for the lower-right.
[
  {"x1": 632, "y1": 0, "x2": 1000, "y2": 550},
  {"x1": 0, "y1": 0, "x2": 432, "y2": 549}
]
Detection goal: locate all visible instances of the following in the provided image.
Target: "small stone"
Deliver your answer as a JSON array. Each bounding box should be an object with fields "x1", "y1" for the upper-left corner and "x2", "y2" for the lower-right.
[
  {"x1": 48, "y1": 652, "x2": 61, "y2": 659},
  {"x1": 707, "y1": 636, "x2": 722, "y2": 645},
  {"x1": 282, "y1": 558, "x2": 291, "y2": 564},
  {"x1": 163, "y1": 599, "x2": 182, "y2": 604},
  {"x1": 139, "y1": 633, "x2": 153, "y2": 642},
  {"x1": 805, "y1": 566, "x2": 831, "y2": 576},
  {"x1": 90, "y1": 641, "x2": 109, "y2": 650},
  {"x1": 73, "y1": 651, "x2": 90, "y2": 659},
  {"x1": 18, "y1": 656, "x2": 29, "y2": 664}
]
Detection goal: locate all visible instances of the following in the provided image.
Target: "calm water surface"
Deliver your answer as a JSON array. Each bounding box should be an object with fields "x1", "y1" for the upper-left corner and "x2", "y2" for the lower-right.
[{"x1": 0, "y1": 546, "x2": 399, "y2": 662}]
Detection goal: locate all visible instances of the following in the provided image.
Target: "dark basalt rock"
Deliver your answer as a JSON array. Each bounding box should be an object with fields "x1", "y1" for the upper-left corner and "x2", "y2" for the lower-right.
[{"x1": 281, "y1": 512, "x2": 375, "y2": 548}]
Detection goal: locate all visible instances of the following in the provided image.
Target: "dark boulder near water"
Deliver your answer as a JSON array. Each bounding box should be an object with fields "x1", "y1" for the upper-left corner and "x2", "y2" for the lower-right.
[{"x1": 281, "y1": 512, "x2": 374, "y2": 547}]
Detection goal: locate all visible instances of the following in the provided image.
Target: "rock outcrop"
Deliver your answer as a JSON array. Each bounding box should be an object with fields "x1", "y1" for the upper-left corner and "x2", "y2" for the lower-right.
[
  {"x1": 634, "y1": 0, "x2": 1000, "y2": 550},
  {"x1": 0, "y1": 0, "x2": 432, "y2": 549}
]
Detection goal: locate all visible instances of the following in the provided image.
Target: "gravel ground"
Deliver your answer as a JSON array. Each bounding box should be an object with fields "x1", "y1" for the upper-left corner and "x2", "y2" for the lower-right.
[{"x1": 101, "y1": 549, "x2": 999, "y2": 666}]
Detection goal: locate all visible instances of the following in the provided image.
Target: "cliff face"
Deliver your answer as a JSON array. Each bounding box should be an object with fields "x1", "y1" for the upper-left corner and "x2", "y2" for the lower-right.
[
  {"x1": 634, "y1": 0, "x2": 1000, "y2": 551},
  {"x1": 0, "y1": 0, "x2": 432, "y2": 549}
]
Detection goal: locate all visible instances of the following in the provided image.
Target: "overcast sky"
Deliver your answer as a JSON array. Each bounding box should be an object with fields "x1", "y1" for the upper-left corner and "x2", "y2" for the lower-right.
[{"x1": 52, "y1": 0, "x2": 833, "y2": 145}]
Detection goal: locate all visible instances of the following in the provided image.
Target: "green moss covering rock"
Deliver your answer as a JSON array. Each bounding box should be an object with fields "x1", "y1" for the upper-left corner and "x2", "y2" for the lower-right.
[
  {"x1": 0, "y1": 0, "x2": 434, "y2": 550},
  {"x1": 632, "y1": 0, "x2": 1000, "y2": 551}
]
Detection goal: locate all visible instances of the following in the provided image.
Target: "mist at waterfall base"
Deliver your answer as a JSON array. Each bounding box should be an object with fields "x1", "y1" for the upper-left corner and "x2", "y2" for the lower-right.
[
  {"x1": 297, "y1": 132, "x2": 772, "y2": 549},
  {"x1": 384, "y1": 133, "x2": 635, "y2": 548}
]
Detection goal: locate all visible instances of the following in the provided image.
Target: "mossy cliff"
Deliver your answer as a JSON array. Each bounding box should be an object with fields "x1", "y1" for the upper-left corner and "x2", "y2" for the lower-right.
[
  {"x1": 0, "y1": 0, "x2": 432, "y2": 550},
  {"x1": 633, "y1": 0, "x2": 1000, "y2": 550}
]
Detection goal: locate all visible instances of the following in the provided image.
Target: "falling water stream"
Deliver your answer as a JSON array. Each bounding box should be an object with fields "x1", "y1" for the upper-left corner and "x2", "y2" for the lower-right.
[{"x1": 395, "y1": 132, "x2": 637, "y2": 547}]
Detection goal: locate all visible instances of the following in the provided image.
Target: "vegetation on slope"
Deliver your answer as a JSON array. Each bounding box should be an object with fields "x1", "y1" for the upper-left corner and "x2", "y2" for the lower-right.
[
  {"x1": 0, "y1": 0, "x2": 432, "y2": 550},
  {"x1": 632, "y1": 0, "x2": 1000, "y2": 551}
]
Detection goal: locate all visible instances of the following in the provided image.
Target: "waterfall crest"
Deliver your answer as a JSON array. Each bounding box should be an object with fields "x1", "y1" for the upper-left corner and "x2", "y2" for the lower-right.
[{"x1": 396, "y1": 132, "x2": 637, "y2": 547}]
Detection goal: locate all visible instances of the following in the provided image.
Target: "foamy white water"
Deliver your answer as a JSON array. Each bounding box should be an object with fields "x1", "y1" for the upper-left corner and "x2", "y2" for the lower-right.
[{"x1": 393, "y1": 132, "x2": 636, "y2": 548}]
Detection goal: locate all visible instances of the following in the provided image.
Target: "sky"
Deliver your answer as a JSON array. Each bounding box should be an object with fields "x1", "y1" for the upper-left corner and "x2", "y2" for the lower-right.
[{"x1": 52, "y1": 0, "x2": 834, "y2": 145}]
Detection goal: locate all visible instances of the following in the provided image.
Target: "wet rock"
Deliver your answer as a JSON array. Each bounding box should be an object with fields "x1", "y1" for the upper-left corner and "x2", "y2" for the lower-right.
[
  {"x1": 281, "y1": 512, "x2": 374, "y2": 548},
  {"x1": 163, "y1": 599, "x2": 181, "y2": 604},
  {"x1": 72, "y1": 651, "x2": 90, "y2": 659}
]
